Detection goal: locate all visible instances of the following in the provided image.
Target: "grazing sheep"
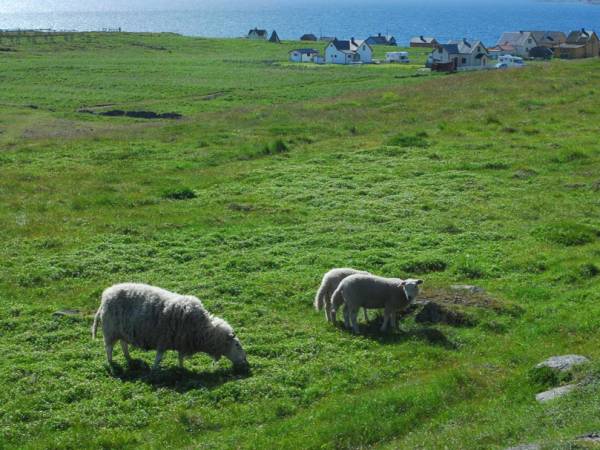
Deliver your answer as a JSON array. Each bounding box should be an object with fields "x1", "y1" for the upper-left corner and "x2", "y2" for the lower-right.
[
  {"x1": 314, "y1": 268, "x2": 370, "y2": 323},
  {"x1": 331, "y1": 274, "x2": 423, "y2": 334},
  {"x1": 92, "y1": 283, "x2": 248, "y2": 371}
]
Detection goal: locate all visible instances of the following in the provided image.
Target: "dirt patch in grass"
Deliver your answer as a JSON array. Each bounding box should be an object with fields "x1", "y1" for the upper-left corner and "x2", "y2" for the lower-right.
[
  {"x1": 417, "y1": 287, "x2": 522, "y2": 316},
  {"x1": 79, "y1": 109, "x2": 182, "y2": 119}
]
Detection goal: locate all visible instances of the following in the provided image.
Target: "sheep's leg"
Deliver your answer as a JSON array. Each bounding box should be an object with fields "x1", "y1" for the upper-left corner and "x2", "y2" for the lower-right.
[
  {"x1": 391, "y1": 311, "x2": 398, "y2": 330},
  {"x1": 120, "y1": 341, "x2": 131, "y2": 363},
  {"x1": 344, "y1": 307, "x2": 351, "y2": 329},
  {"x1": 178, "y1": 353, "x2": 185, "y2": 369},
  {"x1": 381, "y1": 311, "x2": 390, "y2": 333},
  {"x1": 153, "y1": 350, "x2": 165, "y2": 370},
  {"x1": 325, "y1": 301, "x2": 332, "y2": 322},
  {"x1": 104, "y1": 335, "x2": 115, "y2": 366},
  {"x1": 330, "y1": 309, "x2": 337, "y2": 323},
  {"x1": 363, "y1": 308, "x2": 369, "y2": 323},
  {"x1": 350, "y1": 310, "x2": 360, "y2": 334}
]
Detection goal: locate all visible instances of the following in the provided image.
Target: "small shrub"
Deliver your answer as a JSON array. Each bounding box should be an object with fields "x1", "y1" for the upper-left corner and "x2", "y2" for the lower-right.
[
  {"x1": 455, "y1": 258, "x2": 486, "y2": 279},
  {"x1": 533, "y1": 223, "x2": 597, "y2": 246},
  {"x1": 579, "y1": 263, "x2": 599, "y2": 279},
  {"x1": 485, "y1": 115, "x2": 501, "y2": 125},
  {"x1": 388, "y1": 132, "x2": 429, "y2": 148},
  {"x1": 162, "y1": 187, "x2": 197, "y2": 200},
  {"x1": 550, "y1": 151, "x2": 588, "y2": 163},
  {"x1": 262, "y1": 139, "x2": 289, "y2": 155},
  {"x1": 401, "y1": 258, "x2": 448, "y2": 274},
  {"x1": 481, "y1": 161, "x2": 509, "y2": 170},
  {"x1": 527, "y1": 366, "x2": 571, "y2": 391},
  {"x1": 502, "y1": 127, "x2": 518, "y2": 133}
]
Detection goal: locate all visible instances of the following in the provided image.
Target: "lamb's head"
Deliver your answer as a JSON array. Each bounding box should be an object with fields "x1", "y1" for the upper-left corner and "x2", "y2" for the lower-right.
[
  {"x1": 223, "y1": 333, "x2": 249, "y2": 372},
  {"x1": 212, "y1": 317, "x2": 249, "y2": 371},
  {"x1": 401, "y1": 279, "x2": 423, "y2": 303}
]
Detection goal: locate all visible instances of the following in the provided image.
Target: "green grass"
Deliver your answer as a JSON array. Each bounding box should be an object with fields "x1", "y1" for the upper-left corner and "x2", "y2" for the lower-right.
[{"x1": 0, "y1": 33, "x2": 599, "y2": 449}]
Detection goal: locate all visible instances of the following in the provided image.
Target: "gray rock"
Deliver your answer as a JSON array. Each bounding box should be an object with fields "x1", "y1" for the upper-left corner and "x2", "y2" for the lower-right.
[
  {"x1": 505, "y1": 445, "x2": 540, "y2": 450},
  {"x1": 577, "y1": 432, "x2": 600, "y2": 442},
  {"x1": 450, "y1": 284, "x2": 484, "y2": 294},
  {"x1": 535, "y1": 383, "x2": 579, "y2": 403},
  {"x1": 53, "y1": 309, "x2": 81, "y2": 317},
  {"x1": 535, "y1": 355, "x2": 589, "y2": 372}
]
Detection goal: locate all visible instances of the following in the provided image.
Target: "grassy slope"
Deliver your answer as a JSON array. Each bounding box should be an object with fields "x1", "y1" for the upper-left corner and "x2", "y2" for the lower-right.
[{"x1": 0, "y1": 33, "x2": 599, "y2": 449}]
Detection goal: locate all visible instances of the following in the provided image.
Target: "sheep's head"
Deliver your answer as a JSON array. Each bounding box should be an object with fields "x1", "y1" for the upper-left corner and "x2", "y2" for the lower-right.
[
  {"x1": 401, "y1": 279, "x2": 423, "y2": 303},
  {"x1": 224, "y1": 333, "x2": 249, "y2": 372}
]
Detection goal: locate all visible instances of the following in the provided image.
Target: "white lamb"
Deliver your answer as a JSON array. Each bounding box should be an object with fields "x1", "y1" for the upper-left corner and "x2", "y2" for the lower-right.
[
  {"x1": 331, "y1": 274, "x2": 423, "y2": 334},
  {"x1": 92, "y1": 283, "x2": 248, "y2": 371},
  {"x1": 314, "y1": 268, "x2": 370, "y2": 322}
]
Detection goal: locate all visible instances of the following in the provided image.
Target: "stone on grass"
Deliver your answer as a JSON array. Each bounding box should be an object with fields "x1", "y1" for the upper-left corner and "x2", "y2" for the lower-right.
[
  {"x1": 577, "y1": 432, "x2": 600, "y2": 443},
  {"x1": 53, "y1": 309, "x2": 81, "y2": 317},
  {"x1": 535, "y1": 355, "x2": 589, "y2": 372},
  {"x1": 535, "y1": 383, "x2": 579, "y2": 403},
  {"x1": 505, "y1": 444, "x2": 540, "y2": 450},
  {"x1": 450, "y1": 284, "x2": 484, "y2": 294}
]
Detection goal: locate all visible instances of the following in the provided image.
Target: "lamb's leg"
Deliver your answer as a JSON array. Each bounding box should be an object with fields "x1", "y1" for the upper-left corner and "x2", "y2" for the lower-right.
[
  {"x1": 381, "y1": 311, "x2": 390, "y2": 332},
  {"x1": 153, "y1": 350, "x2": 165, "y2": 370},
  {"x1": 344, "y1": 307, "x2": 351, "y2": 329},
  {"x1": 178, "y1": 353, "x2": 185, "y2": 369},
  {"x1": 363, "y1": 308, "x2": 369, "y2": 323},
  {"x1": 104, "y1": 336, "x2": 115, "y2": 366},
  {"x1": 120, "y1": 341, "x2": 131, "y2": 363},
  {"x1": 330, "y1": 309, "x2": 337, "y2": 323},
  {"x1": 391, "y1": 311, "x2": 398, "y2": 330},
  {"x1": 350, "y1": 310, "x2": 360, "y2": 334},
  {"x1": 325, "y1": 299, "x2": 332, "y2": 322}
]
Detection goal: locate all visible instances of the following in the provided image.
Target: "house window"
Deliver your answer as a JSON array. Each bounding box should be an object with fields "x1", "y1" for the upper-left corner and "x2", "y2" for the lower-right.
[{"x1": 461, "y1": 57, "x2": 467, "y2": 64}]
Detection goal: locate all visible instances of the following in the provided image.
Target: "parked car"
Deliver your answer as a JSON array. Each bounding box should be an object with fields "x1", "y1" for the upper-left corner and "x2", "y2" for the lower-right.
[
  {"x1": 496, "y1": 55, "x2": 525, "y2": 69},
  {"x1": 386, "y1": 51, "x2": 410, "y2": 63}
]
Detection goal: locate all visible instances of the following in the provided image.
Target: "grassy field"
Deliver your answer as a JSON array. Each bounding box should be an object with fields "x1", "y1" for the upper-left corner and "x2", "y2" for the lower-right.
[{"x1": 0, "y1": 33, "x2": 599, "y2": 449}]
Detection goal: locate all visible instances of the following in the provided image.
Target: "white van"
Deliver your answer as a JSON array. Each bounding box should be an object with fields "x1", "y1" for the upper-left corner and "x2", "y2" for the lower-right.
[
  {"x1": 386, "y1": 51, "x2": 410, "y2": 63},
  {"x1": 496, "y1": 55, "x2": 525, "y2": 69}
]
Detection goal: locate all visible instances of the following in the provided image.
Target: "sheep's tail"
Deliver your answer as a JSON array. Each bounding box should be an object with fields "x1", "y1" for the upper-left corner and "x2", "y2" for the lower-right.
[
  {"x1": 91, "y1": 308, "x2": 101, "y2": 339},
  {"x1": 314, "y1": 280, "x2": 327, "y2": 311},
  {"x1": 330, "y1": 284, "x2": 345, "y2": 313}
]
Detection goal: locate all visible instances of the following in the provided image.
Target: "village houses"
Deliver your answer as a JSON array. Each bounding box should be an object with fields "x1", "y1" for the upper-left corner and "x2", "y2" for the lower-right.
[
  {"x1": 365, "y1": 33, "x2": 397, "y2": 46},
  {"x1": 556, "y1": 29, "x2": 599, "y2": 59},
  {"x1": 247, "y1": 28, "x2": 268, "y2": 40},
  {"x1": 410, "y1": 36, "x2": 439, "y2": 48},
  {"x1": 496, "y1": 31, "x2": 537, "y2": 58},
  {"x1": 325, "y1": 38, "x2": 373, "y2": 64},
  {"x1": 430, "y1": 39, "x2": 490, "y2": 71}
]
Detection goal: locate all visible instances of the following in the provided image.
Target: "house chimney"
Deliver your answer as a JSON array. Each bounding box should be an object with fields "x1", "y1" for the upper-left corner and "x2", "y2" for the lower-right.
[
  {"x1": 351, "y1": 37, "x2": 356, "y2": 45},
  {"x1": 378, "y1": 32, "x2": 381, "y2": 37}
]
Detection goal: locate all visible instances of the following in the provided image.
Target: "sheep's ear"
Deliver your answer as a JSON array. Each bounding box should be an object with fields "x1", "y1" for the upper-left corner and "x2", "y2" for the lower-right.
[
  {"x1": 400, "y1": 281, "x2": 407, "y2": 286},
  {"x1": 416, "y1": 279, "x2": 423, "y2": 285}
]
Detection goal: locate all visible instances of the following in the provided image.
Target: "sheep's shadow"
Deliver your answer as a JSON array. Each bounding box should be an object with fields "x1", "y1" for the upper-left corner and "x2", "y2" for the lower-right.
[
  {"x1": 335, "y1": 317, "x2": 456, "y2": 349},
  {"x1": 108, "y1": 359, "x2": 251, "y2": 392}
]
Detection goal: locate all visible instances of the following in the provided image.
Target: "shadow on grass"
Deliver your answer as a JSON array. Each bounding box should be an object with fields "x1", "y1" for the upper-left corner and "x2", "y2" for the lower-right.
[
  {"x1": 335, "y1": 317, "x2": 456, "y2": 349},
  {"x1": 108, "y1": 359, "x2": 251, "y2": 392}
]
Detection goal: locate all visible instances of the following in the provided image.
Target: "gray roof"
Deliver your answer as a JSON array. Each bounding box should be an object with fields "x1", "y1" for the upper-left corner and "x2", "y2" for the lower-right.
[
  {"x1": 248, "y1": 28, "x2": 267, "y2": 35},
  {"x1": 497, "y1": 31, "x2": 536, "y2": 47},
  {"x1": 366, "y1": 34, "x2": 396, "y2": 45},
  {"x1": 289, "y1": 48, "x2": 319, "y2": 55},
  {"x1": 529, "y1": 31, "x2": 566, "y2": 45},
  {"x1": 566, "y1": 29, "x2": 598, "y2": 44},
  {"x1": 447, "y1": 39, "x2": 487, "y2": 55},
  {"x1": 330, "y1": 38, "x2": 368, "y2": 51},
  {"x1": 411, "y1": 36, "x2": 437, "y2": 44},
  {"x1": 439, "y1": 43, "x2": 459, "y2": 54}
]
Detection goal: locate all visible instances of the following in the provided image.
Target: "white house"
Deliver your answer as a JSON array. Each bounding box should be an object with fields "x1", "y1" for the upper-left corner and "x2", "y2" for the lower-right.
[
  {"x1": 247, "y1": 28, "x2": 268, "y2": 40},
  {"x1": 289, "y1": 48, "x2": 320, "y2": 62},
  {"x1": 430, "y1": 39, "x2": 490, "y2": 70},
  {"x1": 496, "y1": 31, "x2": 538, "y2": 58},
  {"x1": 325, "y1": 38, "x2": 373, "y2": 64}
]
